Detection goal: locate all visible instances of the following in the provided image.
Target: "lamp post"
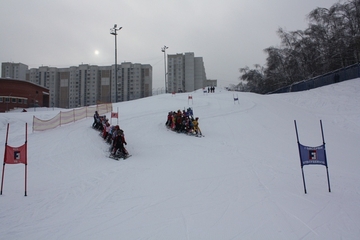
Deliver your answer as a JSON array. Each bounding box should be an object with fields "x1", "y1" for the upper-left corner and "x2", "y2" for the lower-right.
[
  {"x1": 110, "y1": 24, "x2": 122, "y2": 102},
  {"x1": 161, "y1": 45, "x2": 168, "y2": 93}
]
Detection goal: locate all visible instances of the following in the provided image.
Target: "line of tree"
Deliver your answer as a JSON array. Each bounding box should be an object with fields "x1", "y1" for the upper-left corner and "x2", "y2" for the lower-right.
[{"x1": 238, "y1": 0, "x2": 360, "y2": 94}]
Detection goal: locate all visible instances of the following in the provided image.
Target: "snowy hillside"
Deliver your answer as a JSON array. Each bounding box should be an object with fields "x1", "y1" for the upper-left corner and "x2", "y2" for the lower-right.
[{"x1": 1, "y1": 79, "x2": 360, "y2": 240}]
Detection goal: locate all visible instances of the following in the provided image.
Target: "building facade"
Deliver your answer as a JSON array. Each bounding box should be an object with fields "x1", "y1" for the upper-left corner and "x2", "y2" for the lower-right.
[
  {"x1": 1, "y1": 62, "x2": 152, "y2": 109},
  {"x1": 206, "y1": 79, "x2": 218, "y2": 88},
  {"x1": 167, "y1": 52, "x2": 208, "y2": 93},
  {"x1": 0, "y1": 78, "x2": 49, "y2": 112},
  {"x1": 24, "y1": 62, "x2": 152, "y2": 108},
  {"x1": 1, "y1": 62, "x2": 28, "y2": 80}
]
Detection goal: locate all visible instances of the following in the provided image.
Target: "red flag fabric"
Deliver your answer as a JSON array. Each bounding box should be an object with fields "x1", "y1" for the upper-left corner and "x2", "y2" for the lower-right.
[
  {"x1": 5, "y1": 144, "x2": 27, "y2": 164},
  {"x1": 111, "y1": 112, "x2": 118, "y2": 118}
]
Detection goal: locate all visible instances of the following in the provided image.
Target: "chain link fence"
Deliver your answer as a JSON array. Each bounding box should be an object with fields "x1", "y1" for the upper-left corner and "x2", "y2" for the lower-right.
[{"x1": 270, "y1": 63, "x2": 360, "y2": 94}]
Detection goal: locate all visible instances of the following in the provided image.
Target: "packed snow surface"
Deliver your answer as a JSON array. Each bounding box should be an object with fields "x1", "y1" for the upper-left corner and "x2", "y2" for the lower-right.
[{"x1": 1, "y1": 79, "x2": 360, "y2": 239}]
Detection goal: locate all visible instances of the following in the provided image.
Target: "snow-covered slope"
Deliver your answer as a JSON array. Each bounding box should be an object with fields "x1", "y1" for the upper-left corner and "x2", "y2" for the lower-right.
[{"x1": 1, "y1": 79, "x2": 360, "y2": 239}]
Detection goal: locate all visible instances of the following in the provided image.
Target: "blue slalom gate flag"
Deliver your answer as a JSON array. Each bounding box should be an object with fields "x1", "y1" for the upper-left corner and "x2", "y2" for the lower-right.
[
  {"x1": 294, "y1": 120, "x2": 331, "y2": 194},
  {"x1": 299, "y1": 144, "x2": 327, "y2": 166}
]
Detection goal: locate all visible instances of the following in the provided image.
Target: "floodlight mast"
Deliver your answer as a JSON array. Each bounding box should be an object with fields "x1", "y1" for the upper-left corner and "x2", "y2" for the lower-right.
[
  {"x1": 110, "y1": 24, "x2": 122, "y2": 102},
  {"x1": 161, "y1": 45, "x2": 169, "y2": 93}
]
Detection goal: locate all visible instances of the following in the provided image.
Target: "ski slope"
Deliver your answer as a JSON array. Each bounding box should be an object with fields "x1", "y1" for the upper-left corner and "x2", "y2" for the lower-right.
[{"x1": 1, "y1": 79, "x2": 360, "y2": 239}]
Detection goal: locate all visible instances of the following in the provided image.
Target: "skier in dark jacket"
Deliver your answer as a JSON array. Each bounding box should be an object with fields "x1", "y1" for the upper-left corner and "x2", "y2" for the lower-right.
[
  {"x1": 166, "y1": 112, "x2": 172, "y2": 127},
  {"x1": 111, "y1": 129, "x2": 129, "y2": 157},
  {"x1": 93, "y1": 111, "x2": 100, "y2": 128},
  {"x1": 175, "y1": 110, "x2": 183, "y2": 132}
]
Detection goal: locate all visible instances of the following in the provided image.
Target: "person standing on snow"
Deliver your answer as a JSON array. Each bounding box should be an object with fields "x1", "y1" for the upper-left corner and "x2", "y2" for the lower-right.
[
  {"x1": 93, "y1": 111, "x2": 100, "y2": 128},
  {"x1": 192, "y1": 117, "x2": 202, "y2": 136}
]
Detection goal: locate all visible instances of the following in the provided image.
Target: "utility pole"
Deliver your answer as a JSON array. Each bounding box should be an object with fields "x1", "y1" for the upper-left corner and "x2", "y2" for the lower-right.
[
  {"x1": 110, "y1": 24, "x2": 122, "y2": 102},
  {"x1": 161, "y1": 45, "x2": 169, "y2": 93}
]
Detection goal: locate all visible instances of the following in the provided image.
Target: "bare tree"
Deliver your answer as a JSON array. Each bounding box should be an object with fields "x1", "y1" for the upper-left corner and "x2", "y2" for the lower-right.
[{"x1": 239, "y1": 0, "x2": 360, "y2": 94}]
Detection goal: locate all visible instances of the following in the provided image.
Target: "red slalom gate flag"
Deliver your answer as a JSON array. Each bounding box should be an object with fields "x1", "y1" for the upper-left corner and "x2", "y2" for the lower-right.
[
  {"x1": 1, "y1": 123, "x2": 28, "y2": 196},
  {"x1": 5, "y1": 144, "x2": 27, "y2": 164},
  {"x1": 111, "y1": 112, "x2": 118, "y2": 118}
]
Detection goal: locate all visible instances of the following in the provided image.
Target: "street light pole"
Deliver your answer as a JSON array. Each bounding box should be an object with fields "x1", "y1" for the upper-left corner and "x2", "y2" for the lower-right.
[
  {"x1": 161, "y1": 45, "x2": 169, "y2": 93},
  {"x1": 110, "y1": 24, "x2": 122, "y2": 102}
]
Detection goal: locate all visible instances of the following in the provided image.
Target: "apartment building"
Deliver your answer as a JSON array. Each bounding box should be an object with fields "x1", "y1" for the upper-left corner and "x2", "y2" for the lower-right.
[
  {"x1": 24, "y1": 63, "x2": 152, "y2": 108},
  {"x1": 167, "y1": 52, "x2": 207, "y2": 93},
  {"x1": 1, "y1": 62, "x2": 28, "y2": 80}
]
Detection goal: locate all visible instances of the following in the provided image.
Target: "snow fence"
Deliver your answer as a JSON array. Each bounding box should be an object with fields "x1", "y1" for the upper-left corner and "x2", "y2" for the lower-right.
[{"x1": 32, "y1": 103, "x2": 112, "y2": 132}]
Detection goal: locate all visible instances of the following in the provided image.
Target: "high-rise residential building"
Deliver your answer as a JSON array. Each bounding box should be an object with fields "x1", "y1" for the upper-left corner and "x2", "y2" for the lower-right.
[
  {"x1": 23, "y1": 62, "x2": 152, "y2": 108},
  {"x1": 167, "y1": 52, "x2": 207, "y2": 93},
  {"x1": 1, "y1": 62, "x2": 28, "y2": 80}
]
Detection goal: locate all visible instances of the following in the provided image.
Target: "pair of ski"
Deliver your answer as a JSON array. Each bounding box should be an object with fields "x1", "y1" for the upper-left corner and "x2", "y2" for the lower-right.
[
  {"x1": 186, "y1": 128, "x2": 204, "y2": 138},
  {"x1": 167, "y1": 127, "x2": 204, "y2": 137},
  {"x1": 109, "y1": 153, "x2": 132, "y2": 160},
  {"x1": 187, "y1": 133, "x2": 204, "y2": 138}
]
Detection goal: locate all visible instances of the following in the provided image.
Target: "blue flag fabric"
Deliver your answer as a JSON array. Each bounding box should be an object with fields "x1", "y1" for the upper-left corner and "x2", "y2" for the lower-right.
[{"x1": 299, "y1": 144, "x2": 327, "y2": 166}]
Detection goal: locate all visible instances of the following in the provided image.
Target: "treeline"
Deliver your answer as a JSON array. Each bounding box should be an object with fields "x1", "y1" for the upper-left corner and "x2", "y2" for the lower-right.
[{"x1": 239, "y1": 0, "x2": 360, "y2": 94}]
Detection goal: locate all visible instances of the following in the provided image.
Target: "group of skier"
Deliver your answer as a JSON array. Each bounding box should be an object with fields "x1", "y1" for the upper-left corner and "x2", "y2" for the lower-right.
[
  {"x1": 92, "y1": 111, "x2": 129, "y2": 159},
  {"x1": 165, "y1": 108, "x2": 202, "y2": 136},
  {"x1": 92, "y1": 106, "x2": 203, "y2": 160}
]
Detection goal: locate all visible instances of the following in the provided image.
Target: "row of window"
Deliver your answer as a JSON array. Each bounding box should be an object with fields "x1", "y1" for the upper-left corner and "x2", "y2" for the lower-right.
[{"x1": 0, "y1": 97, "x2": 28, "y2": 104}]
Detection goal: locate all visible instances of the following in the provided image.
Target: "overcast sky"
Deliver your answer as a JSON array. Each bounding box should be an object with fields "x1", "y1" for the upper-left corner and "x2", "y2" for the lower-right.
[{"x1": 0, "y1": 0, "x2": 335, "y2": 89}]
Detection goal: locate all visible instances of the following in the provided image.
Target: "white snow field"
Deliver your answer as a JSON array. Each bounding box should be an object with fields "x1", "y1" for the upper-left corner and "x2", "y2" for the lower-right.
[{"x1": 0, "y1": 79, "x2": 360, "y2": 240}]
